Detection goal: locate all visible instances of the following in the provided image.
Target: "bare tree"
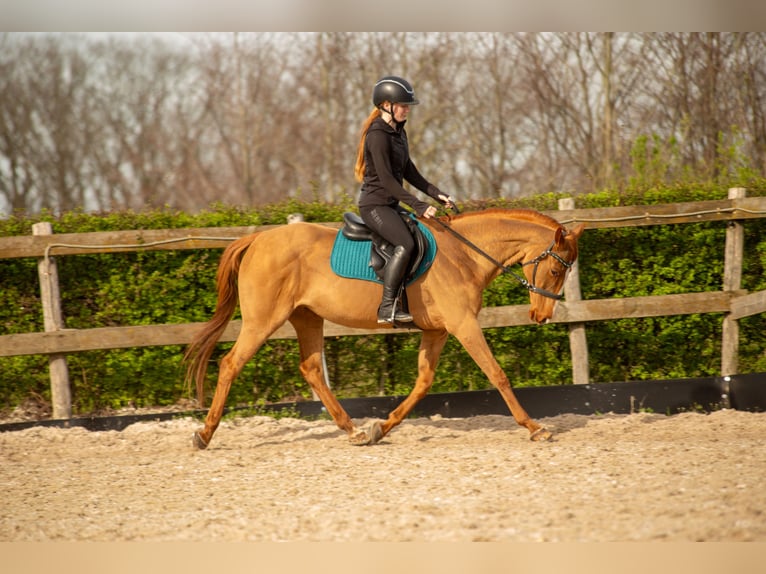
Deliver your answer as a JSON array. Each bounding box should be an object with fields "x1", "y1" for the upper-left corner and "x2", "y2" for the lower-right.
[
  {"x1": 2, "y1": 32, "x2": 765, "y2": 217},
  {"x1": 87, "y1": 35, "x2": 199, "y2": 211},
  {"x1": 0, "y1": 34, "x2": 37, "y2": 213},
  {"x1": 514, "y1": 33, "x2": 601, "y2": 192},
  {"x1": 190, "y1": 33, "x2": 305, "y2": 206},
  {"x1": 729, "y1": 33, "x2": 766, "y2": 175},
  {"x1": 0, "y1": 34, "x2": 94, "y2": 214},
  {"x1": 639, "y1": 33, "x2": 754, "y2": 181},
  {"x1": 445, "y1": 34, "x2": 524, "y2": 198},
  {"x1": 510, "y1": 32, "x2": 655, "y2": 193}
]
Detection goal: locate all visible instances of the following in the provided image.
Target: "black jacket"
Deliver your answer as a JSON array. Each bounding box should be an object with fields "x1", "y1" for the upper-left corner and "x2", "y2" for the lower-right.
[{"x1": 358, "y1": 117, "x2": 441, "y2": 216}]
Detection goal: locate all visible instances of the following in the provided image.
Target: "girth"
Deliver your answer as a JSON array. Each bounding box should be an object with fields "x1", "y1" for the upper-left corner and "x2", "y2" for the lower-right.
[{"x1": 341, "y1": 211, "x2": 428, "y2": 282}]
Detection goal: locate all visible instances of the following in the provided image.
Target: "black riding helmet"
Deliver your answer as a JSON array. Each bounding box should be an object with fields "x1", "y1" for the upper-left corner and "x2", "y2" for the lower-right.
[{"x1": 372, "y1": 76, "x2": 420, "y2": 108}]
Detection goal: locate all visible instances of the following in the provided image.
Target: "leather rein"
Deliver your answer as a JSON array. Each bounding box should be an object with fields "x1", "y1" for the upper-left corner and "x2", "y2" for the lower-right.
[{"x1": 431, "y1": 215, "x2": 572, "y2": 301}]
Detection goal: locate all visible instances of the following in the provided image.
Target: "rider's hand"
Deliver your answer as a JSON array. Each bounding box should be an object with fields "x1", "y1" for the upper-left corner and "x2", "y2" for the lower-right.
[
  {"x1": 437, "y1": 194, "x2": 456, "y2": 210},
  {"x1": 423, "y1": 205, "x2": 438, "y2": 219}
]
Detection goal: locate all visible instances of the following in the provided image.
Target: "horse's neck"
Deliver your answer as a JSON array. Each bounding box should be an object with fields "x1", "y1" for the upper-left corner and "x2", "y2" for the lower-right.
[
  {"x1": 456, "y1": 212, "x2": 549, "y2": 249},
  {"x1": 450, "y1": 212, "x2": 553, "y2": 273}
]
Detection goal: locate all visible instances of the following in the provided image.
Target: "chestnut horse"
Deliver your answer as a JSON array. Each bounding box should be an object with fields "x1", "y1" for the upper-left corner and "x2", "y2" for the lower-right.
[{"x1": 184, "y1": 208, "x2": 584, "y2": 449}]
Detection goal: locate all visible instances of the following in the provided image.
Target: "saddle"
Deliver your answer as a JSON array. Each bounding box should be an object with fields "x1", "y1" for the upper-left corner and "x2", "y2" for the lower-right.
[{"x1": 341, "y1": 211, "x2": 429, "y2": 283}]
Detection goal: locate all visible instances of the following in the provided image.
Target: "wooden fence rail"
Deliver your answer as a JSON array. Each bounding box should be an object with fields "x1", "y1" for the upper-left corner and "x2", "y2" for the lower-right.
[{"x1": 2, "y1": 191, "x2": 766, "y2": 418}]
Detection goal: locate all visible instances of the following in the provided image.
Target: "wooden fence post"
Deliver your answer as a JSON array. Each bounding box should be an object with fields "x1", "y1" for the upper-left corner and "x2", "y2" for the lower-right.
[
  {"x1": 559, "y1": 197, "x2": 590, "y2": 385},
  {"x1": 33, "y1": 222, "x2": 72, "y2": 419},
  {"x1": 721, "y1": 187, "x2": 746, "y2": 376}
]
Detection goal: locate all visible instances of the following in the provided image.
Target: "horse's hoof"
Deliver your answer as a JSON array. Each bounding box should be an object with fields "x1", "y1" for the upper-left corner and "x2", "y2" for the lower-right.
[
  {"x1": 367, "y1": 421, "x2": 383, "y2": 444},
  {"x1": 192, "y1": 431, "x2": 209, "y2": 450},
  {"x1": 348, "y1": 429, "x2": 369, "y2": 446},
  {"x1": 349, "y1": 421, "x2": 383, "y2": 446},
  {"x1": 530, "y1": 427, "x2": 553, "y2": 442}
]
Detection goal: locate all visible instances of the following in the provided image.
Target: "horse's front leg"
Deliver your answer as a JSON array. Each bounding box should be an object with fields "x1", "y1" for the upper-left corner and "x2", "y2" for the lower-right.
[
  {"x1": 453, "y1": 319, "x2": 552, "y2": 441},
  {"x1": 363, "y1": 329, "x2": 450, "y2": 443}
]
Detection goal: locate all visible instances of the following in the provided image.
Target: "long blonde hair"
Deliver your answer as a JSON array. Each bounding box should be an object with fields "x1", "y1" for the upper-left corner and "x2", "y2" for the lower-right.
[{"x1": 354, "y1": 107, "x2": 382, "y2": 183}]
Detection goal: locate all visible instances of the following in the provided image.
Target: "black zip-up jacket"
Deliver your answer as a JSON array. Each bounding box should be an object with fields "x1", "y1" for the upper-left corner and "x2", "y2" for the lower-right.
[{"x1": 358, "y1": 117, "x2": 441, "y2": 216}]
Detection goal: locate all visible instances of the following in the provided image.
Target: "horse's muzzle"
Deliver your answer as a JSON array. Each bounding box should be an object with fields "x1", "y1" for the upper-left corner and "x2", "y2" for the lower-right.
[{"x1": 529, "y1": 305, "x2": 554, "y2": 325}]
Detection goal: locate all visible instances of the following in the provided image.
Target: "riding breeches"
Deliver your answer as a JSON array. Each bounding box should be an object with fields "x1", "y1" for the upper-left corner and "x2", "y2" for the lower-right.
[{"x1": 358, "y1": 204, "x2": 416, "y2": 259}]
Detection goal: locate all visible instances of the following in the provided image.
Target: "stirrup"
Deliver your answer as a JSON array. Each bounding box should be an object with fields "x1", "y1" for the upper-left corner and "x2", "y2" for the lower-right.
[
  {"x1": 377, "y1": 313, "x2": 413, "y2": 324},
  {"x1": 393, "y1": 309, "x2": 413, "y2": 323},
  {"x1": 377, "y1": 305, "x2": 413, "y2": 324}
]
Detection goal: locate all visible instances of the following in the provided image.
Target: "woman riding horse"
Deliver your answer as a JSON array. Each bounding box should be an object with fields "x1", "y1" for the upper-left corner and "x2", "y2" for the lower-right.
[{"x1": 354, "y1": 75, "x2": 455, "y2": 324}]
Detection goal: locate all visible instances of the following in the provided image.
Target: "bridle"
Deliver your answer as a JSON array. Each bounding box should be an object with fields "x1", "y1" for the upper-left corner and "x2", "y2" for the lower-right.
[
  {"x1": 519, "y1": 242, "x2": 573, "y2": 300},
  {"x1": 432, "y1": 217, "x2": 573, "y2": 301}
]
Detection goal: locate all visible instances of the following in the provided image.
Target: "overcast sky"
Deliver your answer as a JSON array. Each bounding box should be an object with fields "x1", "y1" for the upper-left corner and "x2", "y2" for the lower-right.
[{"x1": 2, "y1": 1, "x2": 764, "y2": 33}]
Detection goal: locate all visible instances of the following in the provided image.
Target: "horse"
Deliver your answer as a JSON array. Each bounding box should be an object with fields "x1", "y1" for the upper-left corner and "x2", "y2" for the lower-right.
[{"x1": 184, "y1": 208, "x2": 585, "y2": 449}]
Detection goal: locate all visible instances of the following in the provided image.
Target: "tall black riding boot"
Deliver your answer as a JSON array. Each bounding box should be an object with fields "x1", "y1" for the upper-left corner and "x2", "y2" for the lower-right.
[{"x1": 377, "y1": 245, "x2": 413, "y2": 324}]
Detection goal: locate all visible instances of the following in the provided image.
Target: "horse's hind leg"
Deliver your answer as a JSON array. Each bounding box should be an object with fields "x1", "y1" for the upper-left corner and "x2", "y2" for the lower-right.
[
  {"x1": 193, "y1": 325, "x2": 269, "y2": 449},
  {"x1": 290, "y1": 308, "x2": 361, "y2": 440}
]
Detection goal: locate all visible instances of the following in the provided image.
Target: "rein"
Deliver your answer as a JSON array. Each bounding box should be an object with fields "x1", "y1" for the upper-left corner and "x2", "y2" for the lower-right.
[{"x1": 431, "y1": 216, "x2": 572, "y2": 301}]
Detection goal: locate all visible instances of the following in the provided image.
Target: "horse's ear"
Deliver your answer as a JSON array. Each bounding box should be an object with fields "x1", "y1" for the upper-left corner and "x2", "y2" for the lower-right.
[
  {"x1": 554, "y1": 226, "x2": 566, "y2": 245},
  {"x1": 568, "y1": 223, "x2": 585, "y2": 240},
  {"x1": 555, "y1": 223, "x2": 585, "y2": 246}
]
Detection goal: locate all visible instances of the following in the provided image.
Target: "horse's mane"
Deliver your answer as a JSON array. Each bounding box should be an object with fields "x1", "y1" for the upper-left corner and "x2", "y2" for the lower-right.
[{"x1": 447, "y1": 208, "x2": 563, "y2": 231}]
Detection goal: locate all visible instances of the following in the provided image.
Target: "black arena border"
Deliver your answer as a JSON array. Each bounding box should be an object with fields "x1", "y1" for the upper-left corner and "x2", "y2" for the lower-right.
[{"x1": 1, "y1": 372, "x2": 764, "y2": 434}]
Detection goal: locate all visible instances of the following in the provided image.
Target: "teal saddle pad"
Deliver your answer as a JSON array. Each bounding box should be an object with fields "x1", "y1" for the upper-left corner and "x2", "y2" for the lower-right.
[{"x1": 330, "y1": 221, "x2": 437, "y2": 285}]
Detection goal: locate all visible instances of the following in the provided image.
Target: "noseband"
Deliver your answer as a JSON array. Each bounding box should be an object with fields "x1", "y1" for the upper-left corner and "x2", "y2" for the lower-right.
[{"x1": 433, "y1": 218, "x2": 573, "y2": 301}]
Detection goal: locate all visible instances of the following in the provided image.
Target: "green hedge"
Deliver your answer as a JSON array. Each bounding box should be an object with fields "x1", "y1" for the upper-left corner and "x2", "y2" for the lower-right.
[{"x1": 1, "y1": 188, "x2": 765, "y2": 416}]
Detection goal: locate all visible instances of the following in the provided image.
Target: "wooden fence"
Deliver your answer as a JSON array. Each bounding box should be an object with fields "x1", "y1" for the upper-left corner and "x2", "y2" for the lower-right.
[{"x1": 2, "y1": 189, "x2": 766, "y2": 419}]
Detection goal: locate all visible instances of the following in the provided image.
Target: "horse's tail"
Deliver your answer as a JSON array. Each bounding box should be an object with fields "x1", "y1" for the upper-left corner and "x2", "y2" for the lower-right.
[{"x1": 183, "y1": 234, "x2": 257, "y2": 406}]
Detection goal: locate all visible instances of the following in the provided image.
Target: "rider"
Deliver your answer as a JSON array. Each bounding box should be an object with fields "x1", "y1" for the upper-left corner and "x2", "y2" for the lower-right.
[{"x1": 354, "y1": 75, "x2": 455, "y2": 324}]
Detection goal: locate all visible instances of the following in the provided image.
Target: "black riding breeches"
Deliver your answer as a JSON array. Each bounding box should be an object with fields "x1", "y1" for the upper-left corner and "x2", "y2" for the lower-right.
[{"x1": 358, "y1": 204, "x2": 416, "y2": 259}]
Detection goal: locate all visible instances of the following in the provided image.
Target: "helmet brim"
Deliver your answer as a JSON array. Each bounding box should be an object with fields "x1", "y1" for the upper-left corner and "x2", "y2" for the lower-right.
[{"x1": 378, "y1": 98, "x2": 420, "y2": 107}]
